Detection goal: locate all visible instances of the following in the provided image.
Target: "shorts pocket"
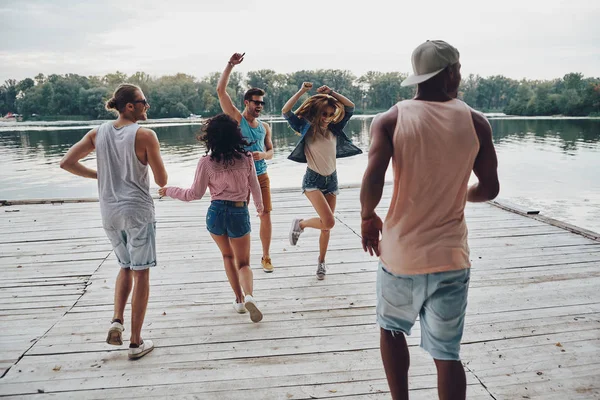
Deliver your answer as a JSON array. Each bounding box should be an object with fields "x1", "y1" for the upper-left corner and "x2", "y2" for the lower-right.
[
  {"x1": 381, "y1": 268, "x2": 413, "y2": 307},
  {"x1": 129, "y1": 224, "x2": 151, "y2": 248},
  {"x1": 228, "y1": 209, "x2": 251, "y2": 238},
  {"x1": 206, "y1": 207, "x2": 221, "y2": 233},
  {"x1": 429, "y1": 271, "x2": 470, "y2": 321}
]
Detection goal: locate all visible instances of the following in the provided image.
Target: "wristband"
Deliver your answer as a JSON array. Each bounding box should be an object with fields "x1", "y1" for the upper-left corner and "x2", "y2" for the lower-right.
[{"x1": 228, "y1": 61, "x2": 234, "y2": 67}]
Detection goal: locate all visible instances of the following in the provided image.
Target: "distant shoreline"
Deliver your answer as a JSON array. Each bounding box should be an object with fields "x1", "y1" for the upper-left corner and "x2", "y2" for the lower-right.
[{"x1": 2, "y1": 114, "x2": 600, "y2": 133}]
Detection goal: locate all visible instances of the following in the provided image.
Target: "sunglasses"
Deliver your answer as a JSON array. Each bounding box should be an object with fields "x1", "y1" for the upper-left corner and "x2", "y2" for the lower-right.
[
  {"x1": 132, "y1": 99, "x2": 149, "y2": 106},
  {"x1": 249, "y1": 100, "x2": 265, "y2": 106}
]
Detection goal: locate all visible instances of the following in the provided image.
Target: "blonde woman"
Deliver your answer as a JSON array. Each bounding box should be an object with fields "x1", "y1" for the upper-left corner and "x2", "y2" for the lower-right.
[{"x1": 282, "y1": 83, "x2": 361, "y2": 279}]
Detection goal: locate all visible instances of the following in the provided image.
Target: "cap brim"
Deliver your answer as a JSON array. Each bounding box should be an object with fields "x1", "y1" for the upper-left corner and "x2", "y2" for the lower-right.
[{"x1": 400, "y1": 68, "x2": 445, "y2": 87}]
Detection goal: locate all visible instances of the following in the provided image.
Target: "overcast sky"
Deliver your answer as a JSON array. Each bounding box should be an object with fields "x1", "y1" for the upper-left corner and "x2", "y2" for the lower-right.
[{"x1": 1, "y1": 0, "x2": 599, "y2": 83}]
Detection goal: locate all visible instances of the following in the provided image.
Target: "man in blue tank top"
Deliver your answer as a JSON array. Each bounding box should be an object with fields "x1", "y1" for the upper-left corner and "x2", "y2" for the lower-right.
[{"x1": 217, "y1": 53, "x2": 276, "y2": 274}]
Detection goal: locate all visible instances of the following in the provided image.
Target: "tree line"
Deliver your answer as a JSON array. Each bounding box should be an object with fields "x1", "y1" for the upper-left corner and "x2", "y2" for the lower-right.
[{"x1": 1, "y1": 70, "x2": 598, "y2": 120}]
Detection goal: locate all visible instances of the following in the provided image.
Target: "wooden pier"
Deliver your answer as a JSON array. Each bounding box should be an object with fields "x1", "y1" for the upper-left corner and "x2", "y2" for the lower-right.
[{"x1": 1, "y1": 186, "x2": 599, "y2": 399}]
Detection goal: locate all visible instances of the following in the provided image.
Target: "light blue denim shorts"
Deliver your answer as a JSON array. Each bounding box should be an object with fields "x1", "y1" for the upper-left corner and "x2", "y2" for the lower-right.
[
  {"x1": 104, "y1": 222, "x2": 157, "y2": 270},
  {"x1": 376, "y1": 261, "x2": 470, "y2": 360}
]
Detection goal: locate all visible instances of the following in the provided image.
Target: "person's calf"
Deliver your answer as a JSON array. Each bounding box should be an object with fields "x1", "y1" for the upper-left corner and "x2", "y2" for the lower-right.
[
  {"x1": 380, "y1": 328, "x2": 410, "y2": 400},
  {"x1": 434, "y1": 359, "x2": 466, "y2": 400}
]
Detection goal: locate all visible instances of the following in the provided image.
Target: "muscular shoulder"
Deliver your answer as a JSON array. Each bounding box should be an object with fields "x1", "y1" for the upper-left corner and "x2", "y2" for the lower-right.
[
  {"x1": 136, "y1": 127, "x2": 159, "y2": 143},
  {"x1": 372, "y1": 105, "x2": 398, "y2": 136},
  {"x1": 261, "y1": 121, "x2": 271, "y2": 132},
  {"x1": 470, "y1": 109, "x2": 492, "y2": 139}
]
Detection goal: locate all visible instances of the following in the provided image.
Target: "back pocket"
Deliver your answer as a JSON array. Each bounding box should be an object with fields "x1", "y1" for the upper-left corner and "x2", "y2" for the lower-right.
[{"x1": 380, "y1": 267, "x2": 413, "y2": 307}]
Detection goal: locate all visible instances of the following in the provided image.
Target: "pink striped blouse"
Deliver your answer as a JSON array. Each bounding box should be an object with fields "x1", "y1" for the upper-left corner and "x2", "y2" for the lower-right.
[{"x1": 164, "y1": 153, "x2": 264, "y2": 213}]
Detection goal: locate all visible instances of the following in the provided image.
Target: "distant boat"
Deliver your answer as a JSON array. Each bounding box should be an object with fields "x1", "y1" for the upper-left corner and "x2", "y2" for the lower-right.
[
  {"x1": 187, "y1": 113, "x2": 202, "y2": 119},
  {"x1": 0, "y1": 112, "x2": 23, "y2": 122}
]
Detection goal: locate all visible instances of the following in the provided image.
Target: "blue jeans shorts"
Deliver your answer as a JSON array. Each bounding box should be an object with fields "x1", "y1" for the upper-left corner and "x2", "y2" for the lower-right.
[
  {"x1": 302, "y1": 168, "x2": 339, "y2": 196},
  {"x1": 104, "y1": 222, "x2": 157, "y2": 270},
  {"x1": 376, "y1": 262, "x2": 471, "y2": 360},
  {"x1": 206, "y1": 200, "x2": 251, "y2": 238}
]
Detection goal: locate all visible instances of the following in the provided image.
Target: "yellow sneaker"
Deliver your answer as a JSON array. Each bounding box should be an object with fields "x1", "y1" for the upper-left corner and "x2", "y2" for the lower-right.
[{"x1": 261, "y1": 256, "x2": 274, "y2": 273}]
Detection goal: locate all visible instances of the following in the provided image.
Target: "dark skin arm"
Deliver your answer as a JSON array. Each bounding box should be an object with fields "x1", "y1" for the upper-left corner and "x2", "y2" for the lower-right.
[
  {"x1": 359, "y1": 106, "x2": 396, "y2": 256},
  {"x1": 467, "y1": 111, "x2": 500, "y2": 202}
]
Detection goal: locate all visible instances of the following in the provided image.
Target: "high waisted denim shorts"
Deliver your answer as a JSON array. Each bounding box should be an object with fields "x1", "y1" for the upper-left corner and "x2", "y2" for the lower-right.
[
  {"x1": 206, "y1": 200, "x2": 251, "y2": 238},
  {"x1": 302, "y1": 168, "x2": 339, "y2": 196}
]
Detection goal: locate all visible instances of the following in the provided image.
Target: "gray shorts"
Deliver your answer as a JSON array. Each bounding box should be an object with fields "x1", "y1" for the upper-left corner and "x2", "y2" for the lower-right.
[{"x1": 104, "y1": 222, "x2": 157, "y2": 270}]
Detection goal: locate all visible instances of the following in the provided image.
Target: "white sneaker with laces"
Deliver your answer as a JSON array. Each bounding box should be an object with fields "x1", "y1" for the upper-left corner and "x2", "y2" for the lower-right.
[
  {"x1": 244, "y1": 295, "x2": 263, "y2": 323},
  {"x1": 128, "y1": 339, "x2": 154, "y2": 360},
  {"x1": 233, "y1": 300, "x2": 247, "y2": 314},
  {"x1": 106, "y1": 321, "x2": 124, "y2": 346}
]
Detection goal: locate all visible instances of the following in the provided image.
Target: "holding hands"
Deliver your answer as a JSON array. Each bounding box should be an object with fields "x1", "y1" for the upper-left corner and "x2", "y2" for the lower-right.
[
  {"x1": 158, "y1": 187, "x2": 168, "y2": 197},
  {"x1": 228, "y1": 52, "x2": 245, "y2": 66}
]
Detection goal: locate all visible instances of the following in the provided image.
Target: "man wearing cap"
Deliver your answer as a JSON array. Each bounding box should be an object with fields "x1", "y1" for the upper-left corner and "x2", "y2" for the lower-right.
[{"x1": 360, "y1": 40, "x2": 500, "y2": 399}]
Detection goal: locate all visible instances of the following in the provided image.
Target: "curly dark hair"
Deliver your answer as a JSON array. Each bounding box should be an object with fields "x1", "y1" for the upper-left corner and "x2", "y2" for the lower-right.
[{"x1": 198, "y1": 114, "x2": 252, "y2": 164}]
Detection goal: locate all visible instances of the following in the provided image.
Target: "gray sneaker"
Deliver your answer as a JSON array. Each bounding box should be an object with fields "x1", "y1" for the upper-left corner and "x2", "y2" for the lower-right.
[
  {"x1": 317, "y1": 261, "x2": 327, "y2": 280},
  {"x1": 289, "y1": 218, "x2": 304, "y2": 246}
]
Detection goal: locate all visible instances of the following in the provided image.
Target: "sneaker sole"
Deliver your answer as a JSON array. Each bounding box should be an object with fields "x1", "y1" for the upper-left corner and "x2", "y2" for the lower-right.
[
  {"x1": 245, "y1": 302, "x2": 263, "y2": 323},
  {"x1": 106, "y1": 328, "x2": 123, "y2": 346},
  {"x1": 128, "y1": 345, "x2": 154, "y2": 360},
  {"x1": 262, "y1": 267, "x2": 274, "y2": 273},
  {"x1": 317, "y1": 274, "x2": 326, "y2": 280},
  {"x1": 289, "y1": 219, "x2": 299, "y2": 246}
]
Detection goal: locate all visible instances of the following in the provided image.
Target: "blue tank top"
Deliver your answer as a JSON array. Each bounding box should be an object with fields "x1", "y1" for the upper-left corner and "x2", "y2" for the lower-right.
[{"x1": 240, "y1": 116, "x2": 267, "y2": 175}]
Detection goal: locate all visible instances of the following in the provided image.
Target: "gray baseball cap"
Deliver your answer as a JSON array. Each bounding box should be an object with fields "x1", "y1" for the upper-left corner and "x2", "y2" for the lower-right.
[{"x1": 401, "y1": 40, "x2": 460, "y2": 87}]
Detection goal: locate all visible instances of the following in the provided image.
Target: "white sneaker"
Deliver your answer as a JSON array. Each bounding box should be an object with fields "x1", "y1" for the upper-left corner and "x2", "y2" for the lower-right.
[
  {"x1": 244, "y1": 295, "x2": 263, "y2": 323},
  {"x1": 289, "y1": 218, "x2": 304, "y2": 246},
  {"x1": 233, "y1": 300, "x2": 247, "y2": 314},
  {"x1": 106, "y1": 321, "x2": 124, "y2": 346},
  {"x1": 317, "y1": 261, "x2": 327, "y2": 280},
  {"x1": 128, "y1": 339, "x2": 154, "y2": 360}
]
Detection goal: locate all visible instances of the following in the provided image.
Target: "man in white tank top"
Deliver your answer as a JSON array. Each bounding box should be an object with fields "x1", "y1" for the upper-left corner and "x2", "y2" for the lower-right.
[
  {"x1": 60, "y1": 84, "x2": 168, "y2": 360},
  {"x1": 360, "y1": 41, "x2": 500, "y2": 399}
]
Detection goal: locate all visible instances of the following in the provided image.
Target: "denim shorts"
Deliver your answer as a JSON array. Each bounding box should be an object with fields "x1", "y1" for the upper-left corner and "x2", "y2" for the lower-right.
[
  {"x1": 302, "y1": 168, "x2": 339, "y2": 196},
  {"x1": 206, "y1": 200, "x2": 251, "y2": 238},
  {"x1": 376, "y1": 262, "x2": 471, "y2": 360},
  {"x1": 104, "y1": 222, "x2": 157, "y2": 270}
]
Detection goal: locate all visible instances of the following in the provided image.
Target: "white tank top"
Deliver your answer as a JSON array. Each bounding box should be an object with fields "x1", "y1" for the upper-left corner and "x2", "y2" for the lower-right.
[{"x1": 96, "y1": 122, "x2": 154, "y2": 230}]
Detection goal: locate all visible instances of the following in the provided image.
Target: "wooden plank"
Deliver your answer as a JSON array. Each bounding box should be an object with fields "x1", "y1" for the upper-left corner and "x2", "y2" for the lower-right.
[{"x1": 1, "y1": 186, "x2": 599, "y2": 398}]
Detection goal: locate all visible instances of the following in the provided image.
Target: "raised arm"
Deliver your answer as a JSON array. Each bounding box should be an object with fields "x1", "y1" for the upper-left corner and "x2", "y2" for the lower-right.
[
  {"x1": 59, "y1": 128, "x2": 98, "y2": 179},
  {"x1": 359, "y1": 106, "x2": 396, "y2": 256},
  {"x1": 317, "y1": 85, "x2": 355, "y2": 108},
  {"x1": 216, "y1": 53, "x2": 244, "y2": 123},
  {"x1": 282, "y1": 82, "x2": 312, "y2": 114},
  {"x1": 138, "y1": 127, "x2": 168, "y2": 187},
  {"x1": 467, "y1": 111, "x2": 500, "y2": 202},
  {"x1": 161, "y1": 158, "x2": 208, "y2": 202}
]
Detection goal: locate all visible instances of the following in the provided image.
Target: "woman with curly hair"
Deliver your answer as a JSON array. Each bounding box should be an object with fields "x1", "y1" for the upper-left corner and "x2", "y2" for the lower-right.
[
  {"x1": 159, "y1": 114, "x2": 264, "y2": 322},
  {"x1": 282, "y1": 83, "x2": 361, "y2": 280}
]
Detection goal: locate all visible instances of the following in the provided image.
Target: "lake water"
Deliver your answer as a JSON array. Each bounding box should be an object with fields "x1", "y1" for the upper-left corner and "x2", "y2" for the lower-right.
[{"x1": 1, "y1": 116, "x2": 599, "y2": 234}]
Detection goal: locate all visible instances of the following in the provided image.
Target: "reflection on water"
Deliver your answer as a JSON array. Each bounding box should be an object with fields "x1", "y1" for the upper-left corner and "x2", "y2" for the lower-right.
[{"x1": 1, "y1": 117, "x2": 599, "y2": 233}]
